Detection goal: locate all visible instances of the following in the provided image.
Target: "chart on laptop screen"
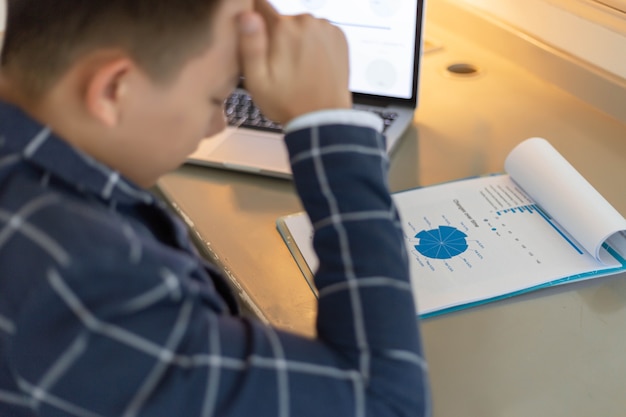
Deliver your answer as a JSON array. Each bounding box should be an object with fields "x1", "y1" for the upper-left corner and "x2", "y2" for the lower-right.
[{"x1": 267, "y1": 0, "x2": 421, "y2": 100}]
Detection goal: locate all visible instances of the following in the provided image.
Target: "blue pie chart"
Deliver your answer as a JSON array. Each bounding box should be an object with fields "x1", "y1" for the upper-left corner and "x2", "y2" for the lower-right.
[{"x1": 415, "y1": 226, "x2": 468, "y2": 259}]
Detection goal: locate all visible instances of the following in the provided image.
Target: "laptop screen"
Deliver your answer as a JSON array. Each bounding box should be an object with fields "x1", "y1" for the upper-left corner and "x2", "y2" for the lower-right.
[{"x1": 267, "y1": 0, "x2": 423, "y2": 103}]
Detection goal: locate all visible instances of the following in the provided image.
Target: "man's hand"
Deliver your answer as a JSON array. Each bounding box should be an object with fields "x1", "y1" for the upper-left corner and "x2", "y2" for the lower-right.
[{"x1": 237, "y1": 0, "x2": 352, "y2": 125}]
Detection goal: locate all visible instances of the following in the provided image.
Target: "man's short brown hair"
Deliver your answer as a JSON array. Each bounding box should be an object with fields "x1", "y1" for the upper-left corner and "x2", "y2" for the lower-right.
[{"x1": 2, "y1": 0, "x2": 223, "y2": 98}]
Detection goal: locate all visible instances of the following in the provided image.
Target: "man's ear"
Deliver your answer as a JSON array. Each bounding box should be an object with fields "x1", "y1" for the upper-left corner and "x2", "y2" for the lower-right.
[{"x1": 84, "y1": 57, "x2": 135, "y2": 127}]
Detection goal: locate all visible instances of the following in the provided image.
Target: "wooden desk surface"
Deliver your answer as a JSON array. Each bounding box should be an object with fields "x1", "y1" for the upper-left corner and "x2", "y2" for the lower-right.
[{"x1": 158, "y1": 2, "x2": 626, "y2": 415}]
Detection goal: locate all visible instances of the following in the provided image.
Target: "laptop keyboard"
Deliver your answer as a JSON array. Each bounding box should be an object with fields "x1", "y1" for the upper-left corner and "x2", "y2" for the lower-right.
[
  {"x1": 225, "y1": 92, "x2": 283, "y2": 133},
  {"x1": 225, "y1": 91, "x2": 399, "y2": 134},
  {"x1": 377, "y1": 110, "x2": 400, "y2": 133}
]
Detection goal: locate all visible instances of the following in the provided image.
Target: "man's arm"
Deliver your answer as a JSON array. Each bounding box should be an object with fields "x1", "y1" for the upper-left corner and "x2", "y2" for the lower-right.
[
  {"x1": 285, "y1": 120, "x2": 429, "y2": 416},
  {"x1": 239, "y1": 0, "x2": 430, "y2": 415}
]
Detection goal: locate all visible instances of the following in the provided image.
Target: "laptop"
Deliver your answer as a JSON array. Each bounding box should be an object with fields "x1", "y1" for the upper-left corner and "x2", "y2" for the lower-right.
[{"x1": 187, "y1": 0, "x2": 425, "y2": 179}]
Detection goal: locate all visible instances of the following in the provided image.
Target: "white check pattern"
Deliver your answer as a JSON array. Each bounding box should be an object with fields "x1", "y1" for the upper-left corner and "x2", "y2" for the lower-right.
[{"x1": 0, "y1": 101, "x2": 429, "y2": 416}]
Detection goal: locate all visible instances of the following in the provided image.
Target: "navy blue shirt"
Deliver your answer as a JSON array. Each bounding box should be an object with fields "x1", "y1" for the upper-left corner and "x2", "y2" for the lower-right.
[{"x1": 0, "y1": 100, "x2": 429, "y2": 417}]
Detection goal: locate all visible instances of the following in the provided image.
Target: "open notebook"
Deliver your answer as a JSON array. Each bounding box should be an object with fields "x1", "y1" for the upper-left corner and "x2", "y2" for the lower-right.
[
  {"x1": 187, "y1": 0, "x2": 425, "y2": 178},
  {"x1": 277, "y1": 138, "x2": 626, "y2": 317}
]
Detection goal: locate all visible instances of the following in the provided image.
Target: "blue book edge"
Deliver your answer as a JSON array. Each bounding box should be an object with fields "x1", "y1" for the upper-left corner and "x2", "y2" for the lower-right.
[{"x1": 419, "y1": 242, "x2": 626, "y2": 319}]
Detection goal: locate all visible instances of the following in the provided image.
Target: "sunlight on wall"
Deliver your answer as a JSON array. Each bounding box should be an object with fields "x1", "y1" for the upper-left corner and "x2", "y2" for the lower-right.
[{"x1": 458, "y1": 0, "x2": 626, "y2": 79}]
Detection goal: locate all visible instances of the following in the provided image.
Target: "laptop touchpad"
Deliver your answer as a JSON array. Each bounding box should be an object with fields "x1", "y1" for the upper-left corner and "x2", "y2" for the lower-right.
[{"x1": 210, "y1": 130, "x2": 290, "y2": 173}]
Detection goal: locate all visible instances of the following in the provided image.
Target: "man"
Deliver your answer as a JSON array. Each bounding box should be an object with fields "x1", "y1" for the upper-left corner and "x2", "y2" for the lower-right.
[{"x1": 0, "y1": 0, "x2": 429, "y2": 415}]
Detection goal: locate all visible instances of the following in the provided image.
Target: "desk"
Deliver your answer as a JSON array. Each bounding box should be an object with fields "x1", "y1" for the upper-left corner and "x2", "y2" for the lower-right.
[{"x1": 157, "y1": 1, "x2": 626, "y2": 415}]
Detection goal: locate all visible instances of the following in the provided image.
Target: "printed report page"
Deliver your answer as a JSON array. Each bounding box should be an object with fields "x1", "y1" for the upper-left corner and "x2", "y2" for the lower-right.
[{"x1": 392, "y1": 174, "x2": 624, "y2": 316}]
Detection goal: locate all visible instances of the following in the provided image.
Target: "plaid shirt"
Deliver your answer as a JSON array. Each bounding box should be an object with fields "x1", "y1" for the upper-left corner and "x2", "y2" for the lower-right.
[{"x1": 0, "y1": 100, "x2": 429, "y2": 417}]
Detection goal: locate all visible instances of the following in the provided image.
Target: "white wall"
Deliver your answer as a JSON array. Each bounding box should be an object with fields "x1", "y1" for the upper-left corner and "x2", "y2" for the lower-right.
[
  {"x1": 0, "y1": 0, "x2": 5, "y2": 31},
  {"x1": 459, "y1": 0, "x2": 626, "y2": 80},
  {"x1": 0, "y1": 0, "x2": 5, "y2": 58}
]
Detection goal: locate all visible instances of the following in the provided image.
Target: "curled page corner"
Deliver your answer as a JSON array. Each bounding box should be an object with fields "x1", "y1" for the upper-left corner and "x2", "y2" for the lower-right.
[
  {"x1": 602, "y1": 231, "x2": 626, "y2": 264},
  {"x1": 505, "y1": 137, "x2": 626, "y2": 264}
]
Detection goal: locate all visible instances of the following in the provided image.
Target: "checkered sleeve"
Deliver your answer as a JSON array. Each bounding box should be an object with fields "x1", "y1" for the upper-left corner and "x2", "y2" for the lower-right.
[
  {"x1": 2, "y1": 124, "x2": 429, "y2": 417},
  {"x1": 285, "y1": 124, "x2": 430, "y2": 416}
]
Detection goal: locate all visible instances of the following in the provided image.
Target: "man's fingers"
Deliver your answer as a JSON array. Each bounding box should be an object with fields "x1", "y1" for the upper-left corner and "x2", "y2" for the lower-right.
[
  {"x1": 238, "y1": 12, "x2": 270, "y2": 88},
  {"x1": 238, "y1": 4, "x2": 351, "y2": 123},
  {"x1": 253, "y1": 0, "x2": 280, "y2": 27}
]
